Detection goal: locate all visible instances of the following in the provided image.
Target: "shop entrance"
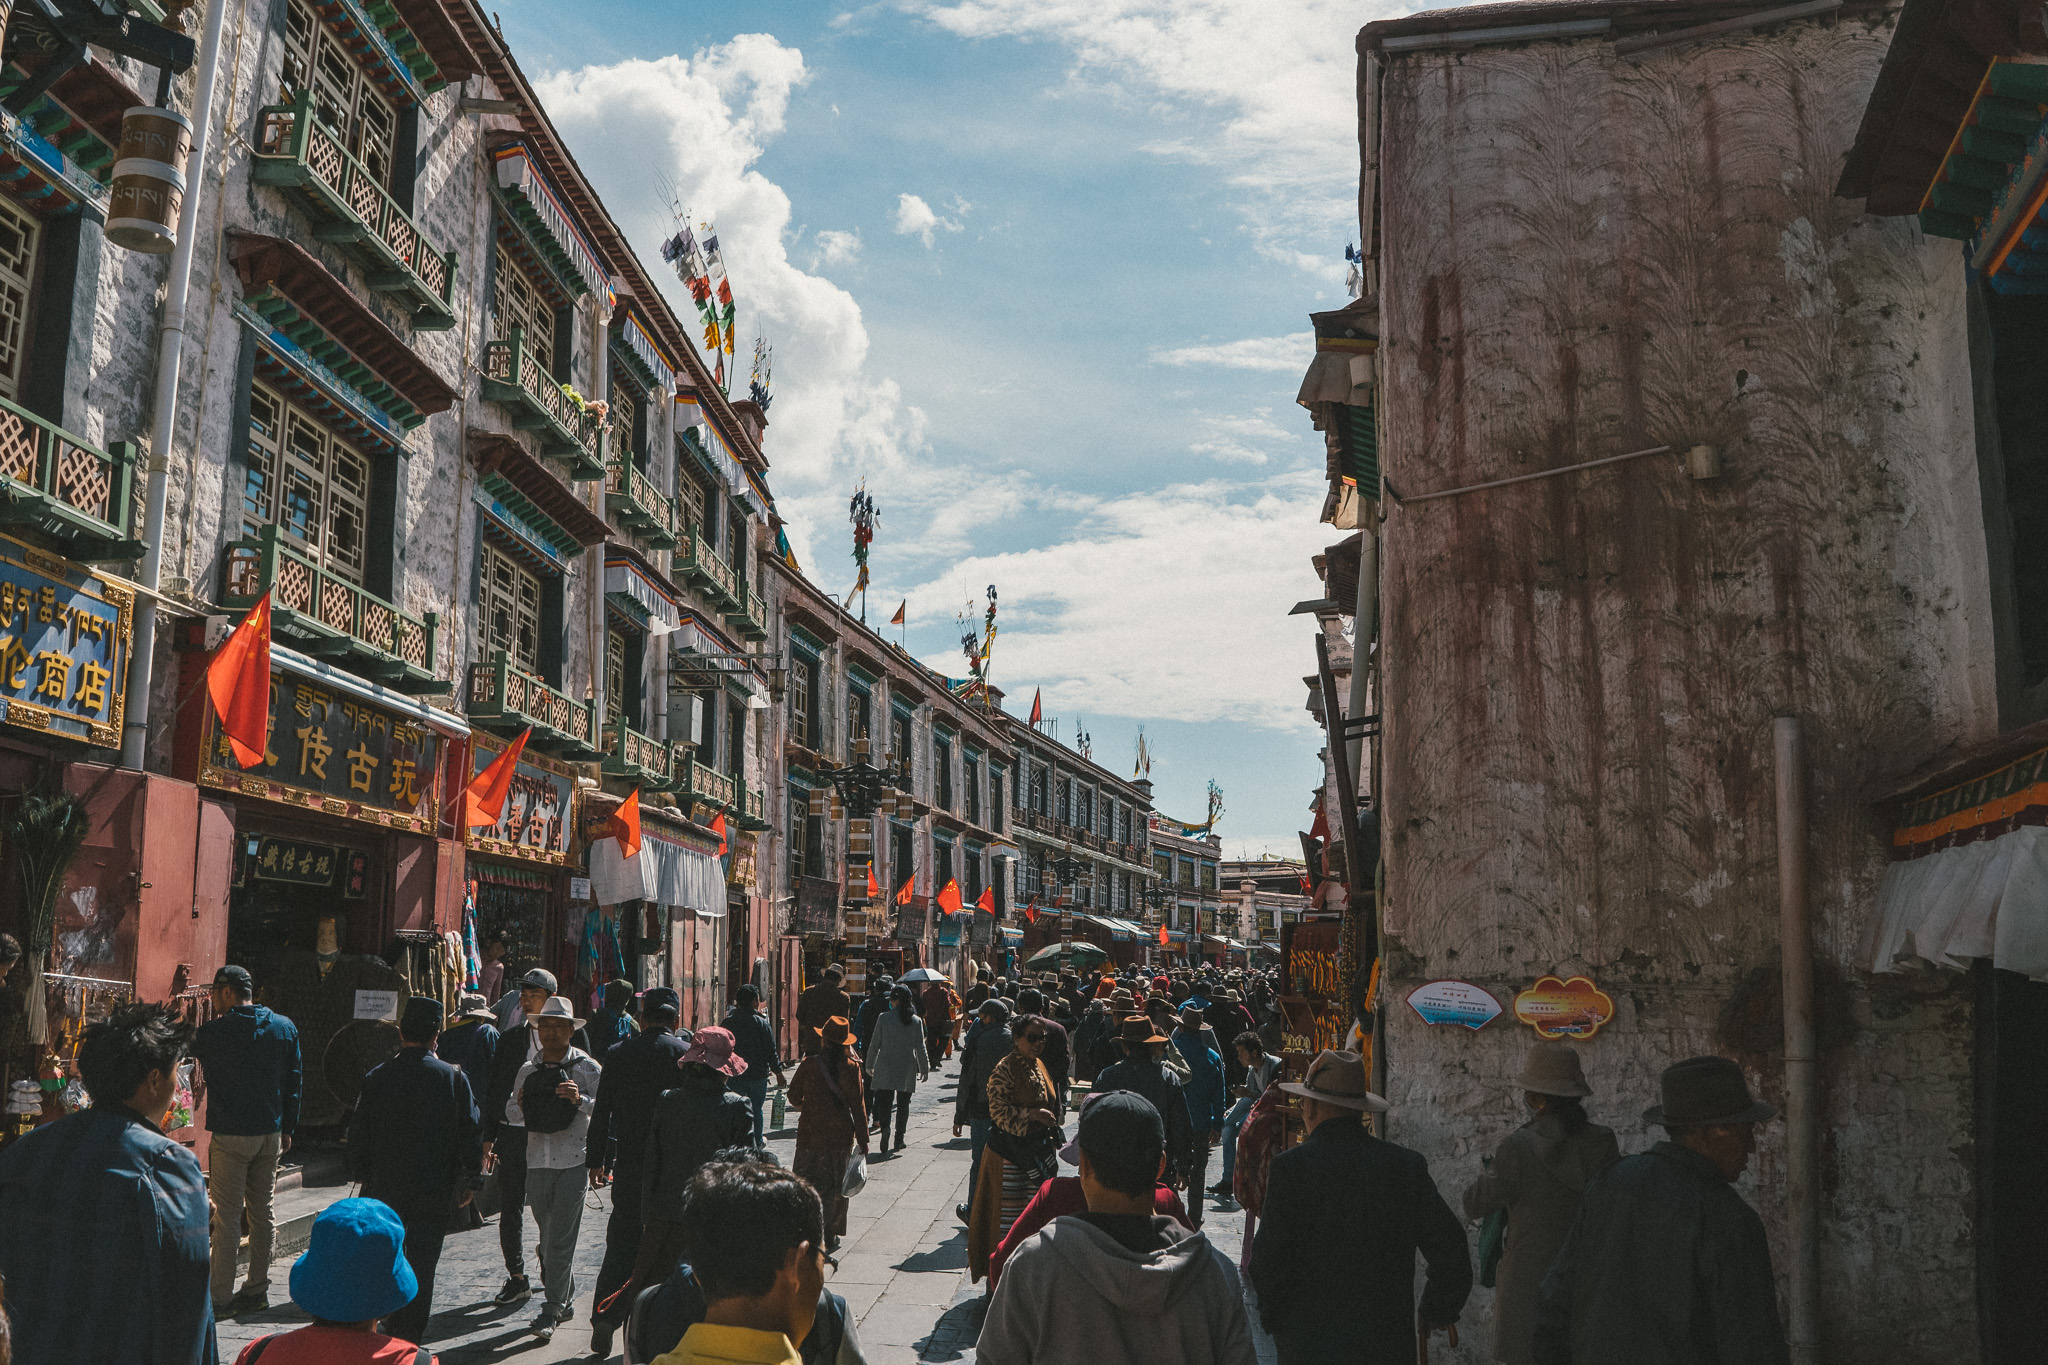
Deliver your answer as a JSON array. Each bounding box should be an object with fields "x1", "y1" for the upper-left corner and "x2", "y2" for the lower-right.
[{"x1": 469, "y1": 860, "x2": 556, "y2": 991}]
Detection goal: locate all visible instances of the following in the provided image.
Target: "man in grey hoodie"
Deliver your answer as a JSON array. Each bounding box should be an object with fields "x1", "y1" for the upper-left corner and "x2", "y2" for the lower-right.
[{"x1": 976, "y1": 1091, "x2": 1257, "y2": 1365}]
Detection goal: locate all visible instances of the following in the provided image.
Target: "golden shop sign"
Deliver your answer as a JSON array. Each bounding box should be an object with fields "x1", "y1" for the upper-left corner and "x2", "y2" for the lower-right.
[
  {"x1": 0, "y1": 532, "x2": 132, "y2": 749},
  {"x1": 463, "y1": 731, "x2": 575, "y2": 864},
  {"x1": 200, "y1": 665, "x2": 442, "y2": 833}
]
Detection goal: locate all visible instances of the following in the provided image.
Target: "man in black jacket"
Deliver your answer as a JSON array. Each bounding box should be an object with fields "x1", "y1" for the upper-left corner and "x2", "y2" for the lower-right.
[
  {"x1": 348, "y1": 996, "x2": 483, "y2": 1344},
  {"x1": 629, "y1": 1028, "x2": 754, "y2": 1299},
  {"x1": 1092, "y1": 1014, "x2": 1196, "y2": 1188},
  {"x1": 1532, "y1": 1056, "x2": 1786, "y2": 1365},
  {"x1": 1249, "y1": 1050, "x2": 1469, "y2": 1364},
  {"x1": 586, "y1": 986, "x2": 691, "y2": 1355},
  {"x1": 480, "y1": 968, "x2": 588, "y2": 1305},
  {"x1": 721, "y1": 983, "x2": 787, "y2": 1147}
]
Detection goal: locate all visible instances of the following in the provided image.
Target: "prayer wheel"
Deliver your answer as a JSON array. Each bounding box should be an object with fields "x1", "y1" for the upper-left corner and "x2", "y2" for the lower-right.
[{"x1": 106, "y1": 106, "x2": 192, "y2": 254}]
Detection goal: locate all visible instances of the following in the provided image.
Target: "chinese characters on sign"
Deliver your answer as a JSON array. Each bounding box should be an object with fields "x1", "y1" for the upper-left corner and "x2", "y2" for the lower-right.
[
  {"x1": 1405, "y1": 979, "x2": 1503, "y2": 1030},
  {"x1": 462, "y1": 732, "x2": 575, "y2": 864},
  {"x1": 250, "y1": 837, "x2": 338, "y2": 887},
  {"x1": 1513, "y1": 975, "x2": 1616, "y2": 1039},
  {"x1": 0, "y1": 534, "x2": 132, "y2": 749},
  {"x1": 200, "y1": 666, "x2": 442, "y2": 833}
]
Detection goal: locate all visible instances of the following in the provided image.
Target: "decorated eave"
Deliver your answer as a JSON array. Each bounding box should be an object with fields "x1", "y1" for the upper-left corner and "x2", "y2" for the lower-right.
[
  {"x1": 613, "y1": 305, "x2": 679, "y2": 395},
  {"x1": 444, "y1": 0, "x2": 769, "y2": 470},
  {"x1": 491, "y1": 140, "x2": 611, "y2": 299},
  {"x1": 1296, "y1": 297, "x2": 1377, "y2": 415},
  {"x1": 229, "y1": 232, "x2": 456, "y2": 430},
  {"x1": 305, "y1": 0, "x2": 434, "y2": 103},
  {"x1": 604, "y1": 540, "x2": 682, "y2": 630},
  {"x1": 469, "y1": 428, "x2": 613, "y2": 564},
  {"x1": 379, "y1": 0, "x2": 480, "y2": 91},
  {"x1": 0, "y1": 46, "x2": 147, "y2": 201}
]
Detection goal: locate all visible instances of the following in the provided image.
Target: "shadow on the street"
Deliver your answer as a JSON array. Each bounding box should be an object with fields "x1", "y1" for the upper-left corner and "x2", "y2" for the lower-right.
[
  {"x1": 930, "y1": 1137, "x2": 972, "y2": 1150},
  {"x1": 436, "y1": 1324, "x2": 554, "y2": 1364},
  {"x1": 897, "y1": 1228, "x2": 967, "y2": 1273},
  {"x1": 914, "y1": 1294, "x2": 986, "y2": 1362}
]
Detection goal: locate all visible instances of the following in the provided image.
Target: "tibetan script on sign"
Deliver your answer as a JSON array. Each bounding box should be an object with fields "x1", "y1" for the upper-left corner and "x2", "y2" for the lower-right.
[
  {"x1": 0, "y1": 533, "x2": 131, "y2": 748},
  {"x1": 201, "y1": 666, "x2": 441, "y2": 832},
  {"x1": 463, "y1": 732, "x2": 575, "y2": 864}
]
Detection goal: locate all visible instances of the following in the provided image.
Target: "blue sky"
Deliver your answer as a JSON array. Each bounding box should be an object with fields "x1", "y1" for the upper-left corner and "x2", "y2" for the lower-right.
[{"x1": 499, "y1": 0, "x2": 1391, "y2": 853}]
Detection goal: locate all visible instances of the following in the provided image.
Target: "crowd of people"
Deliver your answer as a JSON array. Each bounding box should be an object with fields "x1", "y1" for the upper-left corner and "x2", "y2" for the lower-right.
[{"x1": 0, "y1": 955, "x2": 1796, "y2": 1365}]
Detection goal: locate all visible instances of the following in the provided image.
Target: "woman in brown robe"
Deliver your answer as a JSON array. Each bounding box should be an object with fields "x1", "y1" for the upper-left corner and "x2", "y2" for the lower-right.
[
  {"x1": 965, "y1": 1018, "x2": 1058, "y2": 1282},
  {"x1": 786, "y1": 1015, "x2": 868, "y2": 1249}
]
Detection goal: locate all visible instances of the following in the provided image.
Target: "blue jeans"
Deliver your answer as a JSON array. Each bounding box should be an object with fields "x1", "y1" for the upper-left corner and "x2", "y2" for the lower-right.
[
  {"x1": 1219, "y1": 1096, "x2": 1254, "y2": 1184},
  {"x1": 733, "y1": 1073, "x2": 770, "y2": 1148},
  {"x1": 967, "y1": 1115, "x2": 992, "y2": 1192}
]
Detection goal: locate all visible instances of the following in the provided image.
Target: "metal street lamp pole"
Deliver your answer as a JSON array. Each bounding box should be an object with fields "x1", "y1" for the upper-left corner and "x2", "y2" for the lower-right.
[
  {"x1": 1050, "y1": 853, "x2": 1085, "y2": 974},
  {"x1": 815, "y1": 737, "x2": 893, "y2": 996}
]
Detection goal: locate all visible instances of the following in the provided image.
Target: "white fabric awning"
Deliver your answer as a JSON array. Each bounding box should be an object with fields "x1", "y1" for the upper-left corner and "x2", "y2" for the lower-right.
[
  {"x1": 588, "y1": 832, "x2": 726, "y2": 915},
  {"x1": 1862, "y1": 826, "x2": 2048, "y2": 981},
  {"x1": 1296, "y1": 351, "x2": 1373, "y2": 408}
]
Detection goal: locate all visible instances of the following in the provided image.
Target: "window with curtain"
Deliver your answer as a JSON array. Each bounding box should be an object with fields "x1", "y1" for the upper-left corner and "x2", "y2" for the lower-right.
[
  {"x1": 245, "y1": 380, "x2": 370, "y2": 584},
  {"x1": 965, "y1": 755, "x2": 981, "y2": 825}
]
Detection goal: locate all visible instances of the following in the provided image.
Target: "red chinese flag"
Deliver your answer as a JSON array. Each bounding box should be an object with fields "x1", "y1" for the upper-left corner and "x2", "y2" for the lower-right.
[
  {"x1": 937, "y1": 879, "x2": 963, "y2": 915},
  {"x1": 867, "y1": 864, "x2": 880, "y2": 900},
  {"x1": 976, "y1": 887, "x2": 994, "y2": 913},
  {"x1": 1308, "y1": 806, "x2": 1330, "y2": 845},
  {"x1": 612, "y1": 788, "x2": 642, "y2": 858},
  {"x1": 896, "y1": 877, "x2": 915, "y2": 906},
  {"x1": 1028, "y1": 688, "x2": 1042, "y2": 725},
  {"x1": 1159, "y1": 923, "x2": 1170, "y2": 945},
  {"x1": 206, "y1": 591, "x2": 273, "y2": 768},
  {"x1": 463, "y1": 727, "x2": 531, "y2": 828},
  {"x1": 712, "y1": 810, "x2": 729, "y2": 858},
  {"x1": 1023, "y1": 900, "x2": 1039, "y2": 925}
]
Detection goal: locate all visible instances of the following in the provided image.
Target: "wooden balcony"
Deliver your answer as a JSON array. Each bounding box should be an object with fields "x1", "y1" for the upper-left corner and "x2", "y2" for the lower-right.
[
  {"x1": 604, "y1": 449, "x2": 678, "y2": 550},
  {"x1": 675, "y1": 754, "x2": 736, "y2": 812},
  {"x1": 0, "y1": 396, "x2": 141, "y2": 562},
  {"x1": 252, "y1": 93, "x2": 456, "y2": 331},
  {"x1": 599, "y1": 712, "x2": 677, "y2": 789},
  {"x1": 465, "y1": 650, "x2": 598, "y2": 758},
  {"x1": 223, "y1": 525, "x2": 441, "y2": 692},
  {"x1": 480, "y1": 330, "x2": 604, "y2": 480},
  {"x1": 674, "y1": 524, "x2": 738, "y2": 609},
  {"x1": 724, "y1": 581, "x2": 768, "y2": 641},
  {"x1": 735, "y1": 777, "x2": 769, "y2": 830}
]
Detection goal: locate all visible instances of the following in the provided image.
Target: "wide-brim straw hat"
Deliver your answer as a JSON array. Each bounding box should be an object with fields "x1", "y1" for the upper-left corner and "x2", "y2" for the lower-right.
[
  {"x1": 1118, "y1": 1014, "x2": 1169, "y2": 1046},
  {"x1": 1643, "y1": 1055, "x2": 1776, "y2": 1127},
  {"x1": 1517, "y1": 1042, "x2": 1592, "y2": 1098},
  {"x1": 1279, "y1": 1049, "x2": 1389, "y2": 1113},
  {"x1": 531, "y1": 995, "x2": 585, "y2": 1029}
]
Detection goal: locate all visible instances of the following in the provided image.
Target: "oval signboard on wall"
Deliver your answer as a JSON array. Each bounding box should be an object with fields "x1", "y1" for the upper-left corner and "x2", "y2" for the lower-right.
[{"x1": 1512, "y1": 975, "x2": 1616, "y2": 1039}]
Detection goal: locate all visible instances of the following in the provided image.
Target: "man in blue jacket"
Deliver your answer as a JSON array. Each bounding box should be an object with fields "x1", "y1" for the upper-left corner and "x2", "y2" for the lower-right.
[
  {"x1": 1170, "y1": 1000, "x2": 1226, "y2": 1227},
  {"x1": 348, "y1": 996, "x2": 483, "y2": 1344},
  {"x1": 193, "y1": 964, "x2": 302, "y2": 1315},
  {"x1": 0, "y1": 1001, "x2": 216, "y2": 1364}
]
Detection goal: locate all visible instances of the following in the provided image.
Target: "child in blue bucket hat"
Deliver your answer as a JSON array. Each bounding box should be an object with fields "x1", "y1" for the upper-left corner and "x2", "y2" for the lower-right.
[{"x1": 230, "y1": 1198, "x2": 429, "y2": 1363}]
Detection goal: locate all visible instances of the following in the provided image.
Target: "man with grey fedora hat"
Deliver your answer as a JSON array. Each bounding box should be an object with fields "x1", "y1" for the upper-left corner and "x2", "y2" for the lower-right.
[
  {"x1": 1532, "y1": 1055, "x2": 1786, "y2": 1365},
  {"x1": 1461, "y1": 1044, "x2": 1620, "y2": 1365},
  {"x1": 1249, "y1": 1050, "x2": 1470, "y2": 1364}
]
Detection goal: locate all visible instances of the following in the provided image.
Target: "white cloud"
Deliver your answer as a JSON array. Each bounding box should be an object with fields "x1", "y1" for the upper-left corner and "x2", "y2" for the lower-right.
[
  {"x1": 1190, "y1": 410, "x2": 1291, "y2": 465},
  {"x1": 893, "y1": 192, "x2": 963, "y2": 247},
  {"x1": 907, "y1": 472, "x2": 1333, "y2": 729},
  {"x1": 812, "y1": 228, "x2": 862, "y2": 268},
  {"x1": 1153, "y1": 333, "x2": 1313, "y2": 373},
  {"x1": 533, "y1": 37, "x2": 929, "y2": 561},
  {"x1": 905, "y1": 0, "x2": 1380, "y2": 277}
]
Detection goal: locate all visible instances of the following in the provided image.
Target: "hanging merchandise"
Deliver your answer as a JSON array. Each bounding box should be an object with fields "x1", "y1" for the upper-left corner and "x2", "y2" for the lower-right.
[
  {"x1": 580, "y1": 906, "x2": 623, "y2": 998},
  {"x1": 462, "y1": 882, "x2": 482, "y2": 991}
]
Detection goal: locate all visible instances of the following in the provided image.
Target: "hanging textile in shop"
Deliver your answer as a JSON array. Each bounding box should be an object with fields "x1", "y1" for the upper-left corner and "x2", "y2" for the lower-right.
[{"x1": 0, "y1": 531, "x2": 134, "y2": 749}]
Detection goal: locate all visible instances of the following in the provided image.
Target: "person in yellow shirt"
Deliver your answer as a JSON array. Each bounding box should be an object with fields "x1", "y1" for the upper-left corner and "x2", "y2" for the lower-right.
[{"x1": 652, "y1": 1161, "x2": 830, "y2": 1365}]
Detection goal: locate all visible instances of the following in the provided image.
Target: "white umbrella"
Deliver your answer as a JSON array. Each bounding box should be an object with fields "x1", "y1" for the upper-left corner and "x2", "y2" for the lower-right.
[{"x1": 897, "y1": 966, "x2": 949, "y2": 983}]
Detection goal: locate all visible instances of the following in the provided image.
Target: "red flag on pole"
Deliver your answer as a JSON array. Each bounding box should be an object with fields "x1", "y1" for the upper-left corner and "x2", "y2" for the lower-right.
[
  {"x1": 1308, "y1": 805, "x2": 1330, "y2": 845},
  {"x1": 896, "y1": 877, "x2": 915, "y2": 905},
  {"x1": 206, "y1": 591, "x2": 273, "y2": 768},
  {"x1": 867, "y1": 864, "x2": 880, "y2": 900},
  {"x1": 463, "y1": 727, "x2": 532, "y2": 827},
  {"x1": 890, "y1": 600, "x2": 906, "y2": 627},
  {"x1": 975, "y1": 887, "x2": 994, "y2": 913},
  {"x1": 1022, "y1": 900, "x2": 1039, "y2": 925},
  {"x1": 712, "y1": 811, "x2": 729, "y2": 859},
  {"x1": 611, "y1": 788, "x2": 642, "y2": 858},
  {"x1": 1028, "y1": 688, "x2": 1042, "y2": 725},
  {"x1": 1158, "y1": 923, "x2": 1170, "y2": 945},
  {"x1": 937, "y1": 879, "x2": 962, "y2": 915}
]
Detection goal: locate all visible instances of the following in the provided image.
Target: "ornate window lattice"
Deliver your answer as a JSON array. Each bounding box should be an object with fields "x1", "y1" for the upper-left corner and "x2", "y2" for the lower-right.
[
  {"x1": 493, "y1": 242, "x2": 556, "y2": 378},
  {"x1": 478, "y1": 540, "x2": 541, "y2": 674},
  {"x1": 605, "y1": 628, "x2": 627, "y2": 726},
  {"x1": 0, "y1": 200, "x2": 37, "y2": 403},
  {"x1": 246, "y1": 380, "x2": 370, "y2": 584},
  {"x1": 282, "y1": 0, "x2": 398, "y2": 189}
]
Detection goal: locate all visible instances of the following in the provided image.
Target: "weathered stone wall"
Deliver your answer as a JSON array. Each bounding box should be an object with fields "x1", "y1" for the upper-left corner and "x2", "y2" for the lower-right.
[{"x1": 1375, "y1": 13, "x2": 1988, "y2": 1359}]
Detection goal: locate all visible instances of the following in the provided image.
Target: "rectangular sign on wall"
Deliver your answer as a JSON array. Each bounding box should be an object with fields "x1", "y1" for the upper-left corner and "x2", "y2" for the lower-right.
[{"x1": 0, "y1": 532, "x2": 132, "y2": 749}]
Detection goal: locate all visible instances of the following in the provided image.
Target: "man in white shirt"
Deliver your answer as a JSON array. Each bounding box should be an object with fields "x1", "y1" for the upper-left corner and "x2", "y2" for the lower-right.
[{"x1": 508, "y1": 995, "x2": 602, "y2": 1341}]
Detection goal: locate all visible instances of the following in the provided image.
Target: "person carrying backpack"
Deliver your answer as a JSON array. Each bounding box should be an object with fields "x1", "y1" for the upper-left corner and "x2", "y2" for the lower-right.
[{"x1": 507, "y1": 996, "x2": 602, "y2": 1341}]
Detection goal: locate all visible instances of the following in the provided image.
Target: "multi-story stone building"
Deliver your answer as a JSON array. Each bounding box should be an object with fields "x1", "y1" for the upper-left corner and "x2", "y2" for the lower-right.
[
  {"x1": 1145, "y1": 818, "x2": 1231, "y2": 966},
  {"x1": 1220, "y1": 857, "x2": 1311, "y2": 957},
  {"x1": 0, "y1": 0, "x2": 778, "y2": 1117}
]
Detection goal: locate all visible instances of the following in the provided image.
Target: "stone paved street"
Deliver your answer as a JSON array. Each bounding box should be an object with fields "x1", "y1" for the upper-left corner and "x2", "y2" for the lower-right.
[{"x1": 216, "y1": 1052, "x2": 1277, "y2": 1364}]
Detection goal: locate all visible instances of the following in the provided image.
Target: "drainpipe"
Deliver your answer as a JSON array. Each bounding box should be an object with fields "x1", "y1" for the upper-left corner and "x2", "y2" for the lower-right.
[
  {"x1": 121, "y1": 0, "x2": 229, "y2": 771},
  {"x1": 1773, "y1": 715, "x2": 1819, "y2": 1365}
]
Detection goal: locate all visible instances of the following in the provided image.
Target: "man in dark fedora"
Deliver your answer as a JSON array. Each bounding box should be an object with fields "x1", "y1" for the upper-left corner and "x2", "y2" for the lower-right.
[
  {"x1": 1093, "y1": 1014, "x2": 1197, "y2": 1190},
  {"x1": 1532, "y1": 1055, "x2": 1787, "y2": 1365},
  {"x1": 1249, "y1": 1049, "x2": 1470, "y2": 1364}
]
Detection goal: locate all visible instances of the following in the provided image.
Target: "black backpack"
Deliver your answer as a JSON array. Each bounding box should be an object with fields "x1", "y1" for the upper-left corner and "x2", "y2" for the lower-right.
[{"x1": 521, "y1": 1059, "x2": 580, "y2": 1134}]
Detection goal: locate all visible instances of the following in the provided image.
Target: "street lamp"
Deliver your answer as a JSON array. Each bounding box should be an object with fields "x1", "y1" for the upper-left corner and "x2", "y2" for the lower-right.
[
  {"x1": 1049, "y1": 854, "x2": 1086, "y2": 972},
  {"x1": 1140, "y1": 882, "x2": 1172, "y2": 966},
  {"x1": 811, "y1": 737, "x2": 894, "y2": 994}
]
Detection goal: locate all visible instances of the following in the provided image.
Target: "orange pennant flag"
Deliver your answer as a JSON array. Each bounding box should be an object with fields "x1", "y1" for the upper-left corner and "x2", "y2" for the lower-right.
[
  {"x1": 206, "y1": 591, "x2": 273, "y2": 768},
  {"x1": 1023, "y1": 900, "x2": 1039, "y2": 925},
  {"x1": 1159, "y1": 923, "x2": 1170, "y2": 946},
  {"x1": 463, "y1": 728, "x2": 531, "y2": 828},
  {"x1": 1028, "y1": 688, "x2": 1042, "y2": 725},
  {"x1": 937, "y1": 879, "x2": 963, "y2": 915},
  {"x1": 612, "y1": 788, "x2": 642, "y2": 858},
  {"x1": 867, "y1": 864, "x2": 880, "y2": 900},
  {"x1": 712, "y1": 810, "x2": 729, "y2": 859},
  {"x1": 889, "y1": 600, "x2": 906, "y2": 627},
  {"x1": 896, "y1": 877, "x2": 914, "y2": 906},
  {"x1": 975, "y1": 887, "x2": 994, "y2": 913}
]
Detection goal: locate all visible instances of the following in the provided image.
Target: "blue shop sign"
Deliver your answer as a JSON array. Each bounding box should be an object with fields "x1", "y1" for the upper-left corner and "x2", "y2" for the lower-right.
[{"x1": 0, "y1": 533, "x2": 132, "y2": 749}]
